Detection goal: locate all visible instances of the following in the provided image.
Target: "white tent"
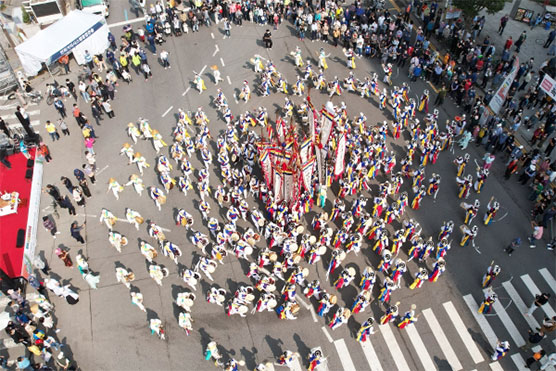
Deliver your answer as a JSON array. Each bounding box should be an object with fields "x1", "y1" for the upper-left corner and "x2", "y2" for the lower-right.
[{"x1": 15, "y1": 10, "x2": 109, "y2": 76}]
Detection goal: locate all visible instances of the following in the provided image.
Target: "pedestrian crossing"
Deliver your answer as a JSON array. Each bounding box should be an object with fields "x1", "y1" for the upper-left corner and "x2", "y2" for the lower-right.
[
  {"x1": 318, "y1": 267, "x2": 556, "y2": 371},
  {"x1": 1, "y1": 108, "x2": 41, "y2": 137}
]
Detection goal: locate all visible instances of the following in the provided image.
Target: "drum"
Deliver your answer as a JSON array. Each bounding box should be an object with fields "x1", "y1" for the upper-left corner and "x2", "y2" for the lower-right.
[
  {"x1": 302, "y1": 268, "x2": 309, "y2": 277},
  {"x1": 186, "y1": 217, "x2": 194, "y2": 227},
  {"x1": 347, "y1": 267, "x2": 356, "y2": 276},
  {"x1": 246, "y1": 293, "x2": 255, "y2": 302},
  {"x1": 362, "y1": 290, "x2": 371, "y2": 301},
  {"x1": 317, "y1": 245, "x2": 327, "y2": 255},
  {"x1": 267, "y1": 284, "x2": 276, "y2": 292},
  {"x1": 247, "y1": 237, "x2": 256, "y2": 247},
  {"x1": 291, "y1": 303, "x2": 300, "y2": 315},
  {"x1": 184, "y1": 298, "x2": 195, "y2": 308},
  {"x1": 239, "y1": 305, "x2": 249, "y2": 314},
  {"x1": 216, "y1": 294, "x2": 226, "y2": 303},
  {"x1": 108, "y1": 218, "x2": 116, "y2": 226},
  {"x1": 330, "y1": 294, "x2": 337, "y2": 304},
  {"x1": 268, "y1": 298, "x2": 277, "y2": 309},
  {"x1": 158, "y1": 231, "x2": 166, "y2": 241},
  {"x1": 269, "y1": 252, "x2": 278, "y2": 262},
  {"x1": 244, "y1": 245, "x2": 253, "y2": 256},
  {"x1": 292, "y1": 254, "x2": 302, "y2": 264},
  {"x1": 135, "y1": 216, "x2": 144, "y2": 224},
  {"x1": 159, "y1": 195, "x2": 167, "y2": 204},
  {"x1": 231, "y1": 232, "x2": 240, "y2": 242},
  {"x1": 162, "y1": 268, "x2": 170, "y2": 277},
  {"x1": 121, "y1": 237, "x2": 128, "y2": 246},
  {"x1": 257, "y1": 219, "x2": 265, "y2": 227},
  {"x1": 343, "y1": 308, "x2": 352, "y2": 319},
  {"x1": 253, "y1": 233, "x2": 261, "y2": 242},
  {"x1": 207, "y1": 264, "x2": 216, "y2": 273},
  {"x1": 126, "y1": 272, "x2": 136, "y2": 282},
  {"x1": 296, "y1": 225, "x2": 305, "y2": 234},
  {"x1": 338, "y1": 251, "x2": 346, "y2": 261},
  {"x1": 309, "y1": 235, "x2": 317, "y2": 244},
  {"x1": 149, "y1": 250, "x2": 158, "y2": 259},
  {"x1": 196, "y1": 241, "x2": 205, "y2": 249}
]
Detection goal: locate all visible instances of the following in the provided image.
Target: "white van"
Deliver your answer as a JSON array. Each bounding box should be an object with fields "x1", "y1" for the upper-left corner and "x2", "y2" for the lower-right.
[{"x1": 79, "y1": 0, "x2": 110, "y2": 18}]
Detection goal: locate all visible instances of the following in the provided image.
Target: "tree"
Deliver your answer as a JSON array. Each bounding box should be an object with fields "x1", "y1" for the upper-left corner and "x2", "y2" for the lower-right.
[{"x1": 453, "y1": 0, "x2": 511, "y2": 20}]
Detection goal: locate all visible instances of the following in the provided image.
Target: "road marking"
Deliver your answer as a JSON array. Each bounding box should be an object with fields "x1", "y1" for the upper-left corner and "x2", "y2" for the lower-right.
[
  {"x1": 462, "y1": 295, "x2": 498, "y2": 349},
  {"x1": 161, "y1": 106, "x2": 173, "y2": 118},
  {"x1": 296, "y1": 296, "x2": 310, "y2": 309},
  {"x1": 333, "y1": 339, "x2": 356, "y2": 371},
  {"x1": 0, "y1": 338, "x2": 17, "y2": 350},
  {"x1": 422, "y1": 308, "x2": 462, "y2": 370},
  {"x1": 510, "y1": 354, "x2": 528, "y2": 371},
  {"x1": 539, "y1": 268, "x2": 556, "y2": 294},
  {"x1": 211, "y1": 32, "x2": 215, "y2": 39},
  {"x1": 3, "y1": 109, "x2": 40, "y2": 120},
  {"x1": 378, "y1": 324, "x2": 410, "y2": 370},
  {"x1": 360, "y1": 341, "x2": 383, "y2": 371},
  {"x1": 77, "y1": 213, "x2": 98, "y2": 218},
  {"x1": 220, "y1": 58, "x2": 225, "y2": 67},
  {"x1": 484, "y1": 288, "x2": 526, "y2": 347},
  {"x1": 213, "y1": 45, "x2": 219, "y2": 57},
  {"x1": 226, "y1": 76, "x2": 232, "y2": 85},
  {"x1": 199, "y1": 65, "x2": 207, "y2": 75},
  {"x1": 31, "y1": 120, "x2": 40, "y2": 126},
  {"x1": 502, "y1": 281, "x2": 540, "y2": 330},
  {"x1": 290, "y1": 355, "x2": 303, "y2": 371},
  {"x1": 308, "y1": 306, "x2": 318, "y2": 322},
  {"x1": 108, "y1": 17, "x2": 146, "y2": 28},
  {"x1": 96, "y1": 164, "x2": 110, "y2": 176},
  {"x1": 521, "y1": 274, "x2": 556, "y2": 318},
  {"x1": 444, "y1": 300, "x2": 484, "y2": 363},
  {"x1": 320, "y1": 326, "x2": 333, "y2": 343},
  {"x1": 405, "y1": 321, "x2": 436, "y2": 371},
  {"x1": 182, "y1": 87, "x2": 190, "y2": 96},
  {"x1": 489, "y1": 362, "x2": 504, "y2": 371}
]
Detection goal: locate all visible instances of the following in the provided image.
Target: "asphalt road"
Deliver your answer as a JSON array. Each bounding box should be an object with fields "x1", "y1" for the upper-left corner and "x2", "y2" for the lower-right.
[{"x1": 17, "y1": 7, "x2": 556, "y2": 371}]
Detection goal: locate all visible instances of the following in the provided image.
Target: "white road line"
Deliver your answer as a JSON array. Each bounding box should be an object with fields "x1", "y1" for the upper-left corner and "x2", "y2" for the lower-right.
[
  {"x1": 296, "y1": 296, "x2": 310, "y2": 309},
  {"x1": 379, "y1": 324, "x2": 411, "y2": 371},
  {"x1": 0, "y1": 338, "x2": 17, "y2": 350},
  {"x1": 444, "y1": 300, "x2": 485, "y2": 363},
  {"x1": 422, "y1": 308, "x2": 462, "y2": 371},
  {"x1": 31, "y1": 120, "x2": 40, "y2": 126},
  {"x1": 309, "y1": 306, "x2": 318, "y2": 322},
  {"x1": 182, "y1": 87, "x2": 191, "y2": 96},
  {"x1": 321, "y1": 326, "x2": 333, "y2": 343},
  {"x1": 211, "y1": 32, "x2": 215, "y2": 39},
  {"x1": 462, "y1": 295, "x2": 498, "y2": 349},
  {"x1": 510, "y1": 353, "x2": 528, "y2": 371},
  {"x1": 484, "y1": 288, "x2": 526, "y2": 347},
  {"x1": 360, "y1": 341, "x2": 383, "y2": 371},
  {"x1": 539, "y1": 268, "x2": 556, "y2": 295},
  {"x1": 77, "y1": 213, "x2": 98, "y2": 218},
  {"x1": 489, "y1": 361, "x2": 504, "y2": 371},
  {"x1": 404, "y1": 323, "x2": 436, "y2": 371},
  {"x1": 213, "y1": 45, "x2": 219, "y2": 57},
  {"x1": 290, "y1": 356, "x2": 303, "y2": 371},
  {"x1": 95, "y1": 164, "x2": 110, "y2": 176},
  {"x1": 161, "y1": 105, "x2": 173, "y2": 118},
  {"x1": 220, "y1": 57, "x2": 225, "y2": 67},
  {"x1": 3, "y1": 109, "x2": 40, "y2": 120},
  {"x1": 502, "y1": 281, "x2": 540, "y2": 330},
  {"x1": 108, "y1": 17, "x2": 146, "y2": 28},
  {"x1": 521, "y1": 274, "x2": 556, "y2": 318},
  {"x1": 199, "y1": 65, "x2": 207, "y2": 75},
  {"x1": 226, "y1": 76, "x2": 232, "y2": 85},
  {"x1": 333, "y1": 339, "x2": 356, "y2": 371}
]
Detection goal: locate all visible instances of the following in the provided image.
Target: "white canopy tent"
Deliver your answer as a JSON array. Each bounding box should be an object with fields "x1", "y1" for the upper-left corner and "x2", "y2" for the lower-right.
[{"x1": 15, "y1": 10, "x2": 109, "y2": 76}]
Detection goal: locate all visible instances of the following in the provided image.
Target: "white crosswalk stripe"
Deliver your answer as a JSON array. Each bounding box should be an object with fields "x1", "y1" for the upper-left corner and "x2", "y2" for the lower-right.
[
  {"x1": 485, "y1": 289, "x2": 526, "y2": 347},
  {"x1": 379, "y1": 324, "x2": 411, "y2": 371},
  {"x1": 404, "y1": 323, "x2": 436, "y2": 371},
  {"x1": 333, "y1": 339, "x2": 356, "y2": 371},
  {"x1": 443, "y1": 300, "x2": 484, "y2": 363},
  {"x1": 2, "y1": 110, "x2": 41, "y2": 120},
  {"x1": 360, "y1": 341, "x2": 383, "y2": 371},
  {"x1": 539, "y1": 268, "x2": 556, "y2": 294},
  {"x1": 489, "y1": 361, "x2": 504, "y2": 371},
  {"x1": 510, "y1": 353, "x2": 528, "y2": 371},
  {"x1": 0, "y1": 338, "x2": 17, "y2": 350},
  {"x1": 290, "y1": 356, "x2": 303, "y2": 371},
  {"x1": 502, "y1": 281, "x2": 540, "y2": 330},
  {"x1": 462, "y1": 295, "x2": 498, "y2": 349},
  {"x1": 521, "y1": 274, "x2": 556, "y2": 318},
  {"x1": 422, "y1": 308, "x2": 463, "y2": 371}
]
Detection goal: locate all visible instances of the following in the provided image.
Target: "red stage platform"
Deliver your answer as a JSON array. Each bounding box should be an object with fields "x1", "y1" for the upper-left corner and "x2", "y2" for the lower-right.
[{"x1": 0, "y1": 148, "x2": 40, "y2": 278}]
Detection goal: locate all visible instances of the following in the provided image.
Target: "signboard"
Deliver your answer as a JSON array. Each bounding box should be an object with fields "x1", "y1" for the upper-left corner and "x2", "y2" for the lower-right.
[
  {"x1": 22, "y1": 156, "x2": 43, "y2": 278},
  {"x1": 540, "y1": 74, "x2": 556, "y2": 100},
  {"x1": 48, "y1": 19, "x2": 105, "y2": 64},
  {"x1": 489, "y1": 57, "x2": 519, "y2": 114}
]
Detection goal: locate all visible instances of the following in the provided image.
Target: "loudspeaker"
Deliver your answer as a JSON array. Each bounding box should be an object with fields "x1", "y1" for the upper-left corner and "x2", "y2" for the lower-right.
[
  {"x1": 16, "y1": 229, "x2": 25, "y2": 247},
  {"x1": 25, "y1": 169, "x2": 32, "y2": 179},
  {"x1": 26, "y1": 159, "x2": 33, "y2": 168}
]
